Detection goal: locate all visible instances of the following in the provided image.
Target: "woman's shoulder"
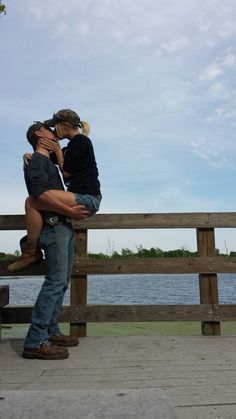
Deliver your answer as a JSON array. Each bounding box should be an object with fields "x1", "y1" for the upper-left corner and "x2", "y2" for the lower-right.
[
  {"x1": 76, "y1": 133, "x2": 90, "y2": 141},
  {"x1": 70, "y1": 133, "x2": 91, "y2": 147}
]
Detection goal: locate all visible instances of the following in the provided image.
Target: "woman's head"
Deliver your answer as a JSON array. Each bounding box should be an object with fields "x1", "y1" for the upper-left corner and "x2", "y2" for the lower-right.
[{"x1": 44, "y1": 109, "x2": 90, "y2": 139}]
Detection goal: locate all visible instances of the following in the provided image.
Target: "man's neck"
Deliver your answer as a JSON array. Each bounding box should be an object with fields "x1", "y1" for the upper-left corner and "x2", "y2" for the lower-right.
[{"x1": 35, "y1": 146, "x2": 50, "y2": 157}]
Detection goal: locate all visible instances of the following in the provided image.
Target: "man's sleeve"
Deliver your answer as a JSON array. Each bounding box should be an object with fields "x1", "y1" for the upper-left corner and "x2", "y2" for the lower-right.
[{"x1": 26, "y1": 159, "x2": 50, "y2": 197}]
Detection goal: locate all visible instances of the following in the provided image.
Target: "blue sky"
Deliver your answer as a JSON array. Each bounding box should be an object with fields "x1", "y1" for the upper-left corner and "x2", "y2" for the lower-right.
[{"x1": 1, "y1": 0, "x2": 236, "y2": 254}]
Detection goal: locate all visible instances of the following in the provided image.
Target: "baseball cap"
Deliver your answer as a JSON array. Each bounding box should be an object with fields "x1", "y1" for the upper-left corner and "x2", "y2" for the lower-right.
[{"x1": 44, "y1": 109, "x2": 81, "y2": 127}]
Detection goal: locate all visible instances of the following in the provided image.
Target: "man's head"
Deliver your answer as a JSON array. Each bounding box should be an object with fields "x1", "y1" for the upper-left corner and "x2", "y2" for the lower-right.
[
  {"x1": 26, "y1": 122, "x2": 56, "y2": 150},
  {"x1": 44, "y1": 109, "x2": 86, "y2": 139}
]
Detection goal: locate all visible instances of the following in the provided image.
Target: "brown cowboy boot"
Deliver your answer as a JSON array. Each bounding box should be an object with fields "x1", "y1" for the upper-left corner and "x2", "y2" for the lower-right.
[{"x1": 7, "y1": 235, "x2": 43, "y2": 272}]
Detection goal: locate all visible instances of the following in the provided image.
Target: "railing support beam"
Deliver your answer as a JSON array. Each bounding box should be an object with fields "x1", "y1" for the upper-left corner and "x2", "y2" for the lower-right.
[
  {"x1": 197, "y1": 228, "x2": 220, "y2": 335},
  {"x1": 70, "y1": 229, "x2": 88, "y2": 337}
]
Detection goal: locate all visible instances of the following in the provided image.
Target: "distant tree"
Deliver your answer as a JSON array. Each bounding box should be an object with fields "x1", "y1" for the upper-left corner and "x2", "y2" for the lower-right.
[
  {"x1": 0, "y1": 2, "x2": 6, "y2": 15},
  {"x1": 88, "y1": 252, "x2": 109, "y2": 259},
  {"x1": 86, "y1": 246, "x2": 218, "y2": 259},
  {"x1": 163, "y1": 248, "x2": 196, "y2": 257},
  {"x1": 111, "y1": 250, "x2": 121, "y2": 258},
  {"x1": 14, "y1": 250, "x2": 20, "y2": 257},
  {"x1": 136, "y1": 245, "x2": 164, "y2": 258},
  {"x1": 164, "y1": 249, "x2": 182, "y2": 257},
  {"x1": 0, "y1": 251, "x2": 16, "y2": 260},
  {"x1": 121, "y1": 248, "x2": 135, "y2": 258}
]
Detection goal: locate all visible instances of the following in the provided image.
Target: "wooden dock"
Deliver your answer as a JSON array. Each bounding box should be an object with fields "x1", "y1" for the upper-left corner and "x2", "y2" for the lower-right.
[
  {"x1": 3, "y1": 212, "x2": 236, "y2": 339},
  {"x1": 2, "y1": 212, "x2": 236, "y2": 417},
  {"x1": 1, "y1": 335, "x2": 236, "y2": 418}
]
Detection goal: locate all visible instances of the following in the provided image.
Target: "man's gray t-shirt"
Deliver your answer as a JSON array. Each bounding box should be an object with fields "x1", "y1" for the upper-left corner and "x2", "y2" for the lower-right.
[{"x1": 24, "y1": 152, "x2": 64, "y2": 197}]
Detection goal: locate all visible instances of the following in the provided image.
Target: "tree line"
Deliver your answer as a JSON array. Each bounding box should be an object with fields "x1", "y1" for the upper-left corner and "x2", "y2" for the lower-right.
[
  {"x1": 1, "y1": 246, "x2": 235, "y2": 261},
  {"x1": 88, "y1": 245, "x2": 232, "y2": 259}
]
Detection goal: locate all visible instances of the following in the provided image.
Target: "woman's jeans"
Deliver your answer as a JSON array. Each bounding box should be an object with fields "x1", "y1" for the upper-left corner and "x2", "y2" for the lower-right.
[{"x1": 24, "y1": 223, "x2": 75, "y2": 348}]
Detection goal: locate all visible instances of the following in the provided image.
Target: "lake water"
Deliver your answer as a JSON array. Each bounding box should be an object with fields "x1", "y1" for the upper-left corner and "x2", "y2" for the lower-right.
[{"x1": 1, "y1": 274, "x2": 236, "y2": 305}]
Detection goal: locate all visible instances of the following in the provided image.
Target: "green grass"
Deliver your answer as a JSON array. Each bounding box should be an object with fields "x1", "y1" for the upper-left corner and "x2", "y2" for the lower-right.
[
  {"x1": 88, "y1": 321, "x2": 236, "y2": 336},
  {"x1": 87, "y1": 322, "x2": 201, "y2": 336},
  {"x1": 2, "y1": 321, "x2": 236, "y2": 339}
]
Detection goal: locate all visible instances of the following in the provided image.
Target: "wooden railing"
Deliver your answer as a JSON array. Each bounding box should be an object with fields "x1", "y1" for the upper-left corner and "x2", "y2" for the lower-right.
[{"x1": 1, "y1": 212, "x2": 236, "y2": 337}]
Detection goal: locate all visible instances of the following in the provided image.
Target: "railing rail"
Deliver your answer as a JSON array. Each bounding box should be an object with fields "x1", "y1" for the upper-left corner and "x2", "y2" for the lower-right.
[
  {"x1": 1, "y1": 212, "x2": 236, "y2": 337},
  {"x1": 2, "y1": 212, "x2": 236, "y2": 230}
]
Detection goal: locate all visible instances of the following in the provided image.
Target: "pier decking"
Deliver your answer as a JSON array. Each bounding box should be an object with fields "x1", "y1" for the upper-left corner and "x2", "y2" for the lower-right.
[
  {"x1": 1, "y1": 335, "x2": 236, "y2": 418},
  {"x1": 2, "y1": 213, "x2": 236, "y2": 417}
]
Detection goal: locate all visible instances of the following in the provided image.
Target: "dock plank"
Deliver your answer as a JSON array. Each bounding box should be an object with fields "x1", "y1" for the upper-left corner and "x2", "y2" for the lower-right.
[{"x1": 1, "y1": 335, "x2": 236, "y2": 418}]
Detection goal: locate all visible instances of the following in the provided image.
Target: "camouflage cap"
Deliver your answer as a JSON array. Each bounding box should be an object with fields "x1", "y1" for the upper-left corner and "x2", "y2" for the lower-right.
[{"x1": 44, "y1": 109, "x2": 81, "y2": 127}]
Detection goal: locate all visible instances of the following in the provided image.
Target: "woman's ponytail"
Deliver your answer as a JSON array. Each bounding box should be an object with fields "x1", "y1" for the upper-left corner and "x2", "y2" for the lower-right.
[{"x1": 80, "y1": 120, "x2": 90, "y2": 136}]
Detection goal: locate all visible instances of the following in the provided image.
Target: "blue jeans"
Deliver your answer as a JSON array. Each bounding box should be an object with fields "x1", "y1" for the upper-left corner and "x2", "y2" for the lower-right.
[
  {"x1": 24, "y1": 223, "x2": 75, "y2": 348},
  {"x1": 73, "y1": 193, "x2": 102, "y2": 215}
]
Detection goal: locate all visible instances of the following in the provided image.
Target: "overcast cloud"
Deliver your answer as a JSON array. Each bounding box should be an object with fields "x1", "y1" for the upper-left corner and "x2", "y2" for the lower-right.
[{"x1": 1, "y1": 0, "x2": 236, "y2": 253}]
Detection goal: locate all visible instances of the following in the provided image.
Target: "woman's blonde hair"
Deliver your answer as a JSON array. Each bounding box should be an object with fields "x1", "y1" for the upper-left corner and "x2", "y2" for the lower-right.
[{"x1": 81, "y1": 120, "x2": 90, "y2": 136}]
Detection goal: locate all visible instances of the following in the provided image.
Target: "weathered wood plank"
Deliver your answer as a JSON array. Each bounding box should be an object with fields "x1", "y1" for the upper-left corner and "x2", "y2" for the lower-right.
[
  {"x1": 2, "y1": 212, "x2": 236, "y2": 231},
  {"x1": 62, "y1": 304, "x2": 215, "y2": 322},
  {"x1": 1, "y1": 304, "x2": 226, "y2": 323},
  {"x1": 0, "y1": 285, "x2": 9, "y2": 307},
  {"x1": 197, "y1": 228, "x2": 220, "y2": 335},
  {"x1": 0, "y1": 285, "x2": 9, "y2": 341},
  {"x1": 1, "y1": 257, "x2": 236, "y2": 277},
  {"x1": 0, "y1": 259, "x2": 46, "y2": 276},
  {"x1": 3, "y1": 303, "x2": 236, "y2": 324},
  {"x1": 2, "y1": 334, "x2": 236, "y2": 418},
  {"x1": 213, "y1": 304, "x2": 236, "y2": 321},
  {"x1": 0, "y1": 215, "x2": 26, "y2": 230},
  {"x1": 74, "y1": 257, "x2": 236, "y2": 275},
  {"x1": 70, "y1": 229, "x2": 88, "y2": 337},
  {"x1": 74, "y1": 212, "x2": 236, "y2": 229}
]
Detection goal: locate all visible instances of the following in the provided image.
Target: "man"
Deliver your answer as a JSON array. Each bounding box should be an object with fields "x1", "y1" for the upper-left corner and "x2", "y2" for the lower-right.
[{"x1": 22, "y1": 122, "x2": 88, "y2": 360}]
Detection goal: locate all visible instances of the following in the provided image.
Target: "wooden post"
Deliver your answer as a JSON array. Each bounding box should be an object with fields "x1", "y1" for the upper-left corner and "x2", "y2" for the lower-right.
[
  {"x1": 0, "y1": 285, "x2": 9, "y2": 342},
  {"x1": 197, "y1": 228, "x2": 220, "y2": 335},
  {"x1": 70, "y1": 229, "x2": 88, "y2": 337}
]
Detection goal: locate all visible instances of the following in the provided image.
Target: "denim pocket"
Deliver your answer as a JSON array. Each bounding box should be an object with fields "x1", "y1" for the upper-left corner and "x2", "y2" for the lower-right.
[{"x1": 91, "y1": 196, "x2": 101, "y2": 213}]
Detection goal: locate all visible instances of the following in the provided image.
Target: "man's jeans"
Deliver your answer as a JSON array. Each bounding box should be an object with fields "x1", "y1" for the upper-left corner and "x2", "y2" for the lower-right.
[{"x1": 24, "y1": 223, "x2": 75, "y2": 348}]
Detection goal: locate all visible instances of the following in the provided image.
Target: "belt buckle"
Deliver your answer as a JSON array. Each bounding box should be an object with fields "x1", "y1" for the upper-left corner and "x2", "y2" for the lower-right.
[{"x1": 48, "y1": 216, "x2": 59, "y2": 226}]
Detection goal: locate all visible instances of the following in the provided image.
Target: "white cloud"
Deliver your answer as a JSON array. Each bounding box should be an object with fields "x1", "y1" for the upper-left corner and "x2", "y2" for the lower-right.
[
  {"x1": 209, "y1": 81, "x2": 225, "y2": 95},
  {"x1": 205, "y1": 39, "x2": 217, "y2": 48},
  {"x1": 160, "y1": 36, "x2": 189, "y2": 54},
  {"x1": 131, "y1": 35, "x2": 152, "y2": 48},
  {"x1": 222, "y1": 51, "x2": 236, "y2": 67},
  {"x1": 206, "y1": 106, "x2": 236, "y2": 125},
  {"x1": 2, "y1": 0, "x2": 236, "y2": 254},
  {"x1": 29, "y1": 6, "x2": 43, "y2": 20},
  {"x1": 188, "y1": 138, "x2": 231, "y2": 169},
  {"x1": 199, "y1": 63, "x2": 223, "y2": 81},
  {"x1": 219, "y1": 20, "x2": 236, "y2": 39}
]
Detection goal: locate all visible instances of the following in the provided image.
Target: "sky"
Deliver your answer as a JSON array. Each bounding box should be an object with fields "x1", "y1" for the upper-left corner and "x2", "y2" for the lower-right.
[{"x1": 1, "y1": 0, "x2": 236, "y2": 254}]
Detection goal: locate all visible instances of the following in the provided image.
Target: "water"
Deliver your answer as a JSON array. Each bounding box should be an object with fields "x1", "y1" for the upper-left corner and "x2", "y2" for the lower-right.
[{"x1": 1, "y1": 274, "x2": 236, "y2": 305}]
